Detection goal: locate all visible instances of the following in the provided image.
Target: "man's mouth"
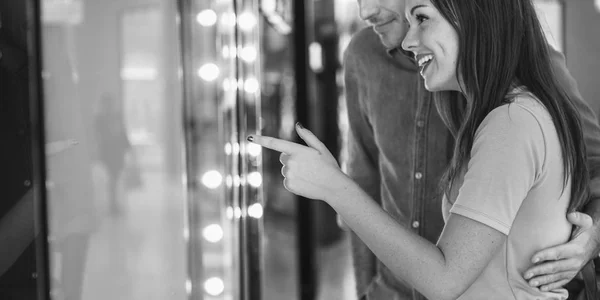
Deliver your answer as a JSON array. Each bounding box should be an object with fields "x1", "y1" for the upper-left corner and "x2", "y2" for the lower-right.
[
  {"x1": 417, "y1": 54, "x2": 434, "y2": 76},
  {"x1": 373, "y1": 19, "x2": 395, "y2": 33}
]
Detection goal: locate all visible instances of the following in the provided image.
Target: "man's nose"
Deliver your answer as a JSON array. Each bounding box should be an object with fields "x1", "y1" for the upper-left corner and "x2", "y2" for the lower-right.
[{"x1": 359, "y1": 2, "x2": 380, "y2": 22}]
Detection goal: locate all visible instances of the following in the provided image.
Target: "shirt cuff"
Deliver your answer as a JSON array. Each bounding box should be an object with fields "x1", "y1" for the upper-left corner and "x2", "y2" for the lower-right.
[{"x1": 450, "y1": 204, "x2": 511, "y2": 235}]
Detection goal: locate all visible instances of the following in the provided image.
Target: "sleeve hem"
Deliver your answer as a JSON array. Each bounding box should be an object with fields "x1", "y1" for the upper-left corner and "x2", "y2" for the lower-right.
[{"x1": 450, "y1": 204, "x2": 511, "y2": 235}]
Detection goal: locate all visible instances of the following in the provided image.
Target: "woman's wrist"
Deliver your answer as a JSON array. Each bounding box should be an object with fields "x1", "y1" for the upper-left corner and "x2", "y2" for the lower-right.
[{"x1": 324, "y1": 172, "x2": 361, "y2": 206}]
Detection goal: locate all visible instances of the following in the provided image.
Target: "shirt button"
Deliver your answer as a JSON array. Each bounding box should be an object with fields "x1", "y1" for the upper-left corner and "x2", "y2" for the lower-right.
[
  {"x1": 24, "y1": 180, "x2": 31, "y2": 187},
  {"x1": 417, "y1": 120, "x2": 425, "y2": 127},
  {"x1": 415, "y1": 172, "x2": 423, "y2": 179},
  {"x1": 412, "y1": 221, "x2": 420, "y2": 228},
  {"x1": 31, "y1": 272, "x2": 38, "y2": 279}
]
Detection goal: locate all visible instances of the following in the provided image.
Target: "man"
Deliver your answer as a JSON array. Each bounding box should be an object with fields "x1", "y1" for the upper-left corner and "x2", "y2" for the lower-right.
[{"x1": 343, "y1": 0, "x2": 600, "y2": 299}]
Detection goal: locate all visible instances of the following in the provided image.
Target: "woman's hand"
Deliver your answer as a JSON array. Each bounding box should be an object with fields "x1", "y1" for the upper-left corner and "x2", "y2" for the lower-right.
[{"x1": 248, "y1": 123, "x2": 351, "y2": 202}]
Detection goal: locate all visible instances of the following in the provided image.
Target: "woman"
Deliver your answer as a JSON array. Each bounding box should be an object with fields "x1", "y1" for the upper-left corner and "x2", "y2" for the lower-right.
[{"x1": 250, "y1": 0, "x2": 590, "y2": 299}]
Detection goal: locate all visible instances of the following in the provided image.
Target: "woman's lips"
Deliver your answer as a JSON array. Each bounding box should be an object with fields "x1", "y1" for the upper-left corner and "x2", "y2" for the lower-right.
[{"x1": 420, "y1": 58, "x2": 433, "y2": 77}]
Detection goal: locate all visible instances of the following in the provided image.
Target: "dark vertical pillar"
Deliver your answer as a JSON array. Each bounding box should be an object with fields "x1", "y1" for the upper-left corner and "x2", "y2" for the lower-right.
[
  {"x1": 293, "y1": 0, "x2": 316, "y2": 299},
  {"x1": 312, "y1": 0, "x2": 342, "y2": 247},
  {"x1": 26, "y1": 0, "x2": 50, "y2": 299}
]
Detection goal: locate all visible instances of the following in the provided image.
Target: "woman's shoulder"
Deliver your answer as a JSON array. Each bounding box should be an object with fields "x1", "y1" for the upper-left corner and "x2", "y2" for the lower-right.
[
  {"x1": 505, "y1": 86, "x2": 550, "y2": 115},
  {"x1": 475, "y1": 92, "x2": 552, "y2": 154},
  {"x1": 484, "y1": 88, "x2": 551, "y2": 131}
]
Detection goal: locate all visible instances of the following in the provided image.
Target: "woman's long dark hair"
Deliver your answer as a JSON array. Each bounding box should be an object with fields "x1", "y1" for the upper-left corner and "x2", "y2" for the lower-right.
[{"x1": 432, "y1": 0, "x2": 589, "y2": 212}]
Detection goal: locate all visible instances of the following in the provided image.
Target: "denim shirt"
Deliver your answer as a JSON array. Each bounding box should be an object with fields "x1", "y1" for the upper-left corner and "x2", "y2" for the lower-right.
[
  {"x1": 343, "y1": 28, "x2": 452, "y2": 300},
  {"x1": 343, "y1": 27, "x2": 600, "y2": 300}
]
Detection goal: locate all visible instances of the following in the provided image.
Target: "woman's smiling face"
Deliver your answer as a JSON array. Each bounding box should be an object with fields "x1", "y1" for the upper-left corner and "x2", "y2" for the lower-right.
[{"x1": 401, "y1": 0, "x2": 461, "y2": 92}]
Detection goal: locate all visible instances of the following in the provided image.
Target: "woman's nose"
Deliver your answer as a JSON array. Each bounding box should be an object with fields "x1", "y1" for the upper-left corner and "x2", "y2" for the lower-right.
[{"x1": 401, "y1": 27, "x2": 418, "y2": 52}]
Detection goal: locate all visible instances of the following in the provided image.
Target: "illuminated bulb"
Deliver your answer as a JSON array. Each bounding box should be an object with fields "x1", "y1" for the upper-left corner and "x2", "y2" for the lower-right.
[
  {"x1": 198, "y1": 63, "x2": 220, "y2": 81},
  {"x1": 240, "y1": 46, "x2": 257, "y2": 62},
  {"x1": 232, "y1": 142, "x2": 240, "y2": 155},
  {"x1": 247, "y1": 143, "x2": 262, "y2": 157},
  {"x1": 233, "y1": 175, "x2": 241, "y2": 187},
  {"x1": 223, "y1": 78, "x2": 238, "y2": 92},
  {"x1": 248, "y1": 203, "x2": 263, "y2": 219},
  {"x1": 244, "y1": 78, "x2": 259, "y2": 94},
  {"x1": 204, "y1": 277, "x2": 224, "y2": 296},
  {"x1": 220, "y1": 12, "x2": 236, "y2": 27},
  {"x1": 181, "y1": 173, "x2": 188, "y2": 186},
  {"x1": 183, "y1": 228, "x2": 190, "y2": 241},
  {"x1": 234, "y1": 207, "x2": 242, "y2": 219},
  {"x1": 196, "y1": 9, "x2": 217, "y2": 27},
  {"x1": 201, "y1": 170, "x2": 223, "y2": 189},
  {"x1": 202, "y1": 224, "x2": 224, "y2": 243},
  {"x1": 238, "y1": 12, "x2": 257, "y2": 31},
  {"x1": 226, "y1": 206, "x2": 234, "y2": 219},
  {"x1": 186, "y1": 279, "x2": 192, "y2": 295},
  {"x1": 221, "y1": 45, "x2": 237, "y2": 59},
  {"x1": 262, "y1": 0, "x2": 276, "y2": 11},
  {"x1": 226, "y1": 175, "x2": 233, "y2": 187},
  {"x1": 222, "y1": 79, "x2": 230, "y2": 91},
  {"x1": 247, "y1": 172, "x2": 262, "y2": 188},
  {"x1": 222, "y1": 45, "x2": 229, "y2": 58},
  {"x1": 224, "y1": 143, "x2": 232, "y2": 155}
]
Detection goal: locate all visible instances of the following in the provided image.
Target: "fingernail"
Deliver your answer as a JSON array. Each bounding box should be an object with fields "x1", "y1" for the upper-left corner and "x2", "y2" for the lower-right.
[
  {"x1": 296, "y1": 122, "x2": 304, "y2": 129},
  {"x1": 533, "y1": 257, "x2": 540, "y2": 263},
  {"x1": 247, "y1": 136, "x2": 254, "y2": 142},
  {"x1": 525, "y1": 272, "x2": 533, "y2": 279}
]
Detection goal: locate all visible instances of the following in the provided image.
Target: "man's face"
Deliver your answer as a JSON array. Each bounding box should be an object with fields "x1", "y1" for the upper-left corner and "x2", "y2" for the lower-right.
[{"x1": 357, "y1": 0, "x2": 407, "y2": 49}]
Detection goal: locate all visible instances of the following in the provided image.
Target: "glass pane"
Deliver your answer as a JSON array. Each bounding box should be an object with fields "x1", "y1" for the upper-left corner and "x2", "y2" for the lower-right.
[
  {"x1": 257, "y1": 1, "x2": 300, "y2": 300},
  {"x1": 40, "y1": 1, "x2": 187, "y2": 299}
]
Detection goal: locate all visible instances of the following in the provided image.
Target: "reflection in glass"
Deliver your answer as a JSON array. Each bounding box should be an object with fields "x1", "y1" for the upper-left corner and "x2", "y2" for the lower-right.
[{"x1": 41, "y1": 1, "x2": 186, "y2": 299}]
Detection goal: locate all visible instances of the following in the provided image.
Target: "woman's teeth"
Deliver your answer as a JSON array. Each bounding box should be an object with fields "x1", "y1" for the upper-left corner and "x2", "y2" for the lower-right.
[
  {"x1": 418, "y1": 55, "x2": 434, "y2": 68},
  {"x1": 418, "y1": 55, "x2": 434, "y2": 76}
]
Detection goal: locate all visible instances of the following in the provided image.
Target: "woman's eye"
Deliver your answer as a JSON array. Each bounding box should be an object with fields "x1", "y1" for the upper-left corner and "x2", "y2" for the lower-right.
[{"x1": 416, "y1": 14, "x2": 428, "y2": 24}]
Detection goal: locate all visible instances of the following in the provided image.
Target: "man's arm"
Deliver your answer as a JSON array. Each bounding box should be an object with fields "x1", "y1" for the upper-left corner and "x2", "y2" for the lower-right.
[
  {"x1": 342, "y1": 31, "x2": 382, "y2": 298},
  {"x1": 524, "y1": 47, "x2": 600, "y2": 291}
]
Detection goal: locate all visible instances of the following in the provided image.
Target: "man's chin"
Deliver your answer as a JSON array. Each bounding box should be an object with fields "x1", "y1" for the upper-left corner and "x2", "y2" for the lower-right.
[{"x1": 375, "y1": 32, "x2": 402, "y2": 50}]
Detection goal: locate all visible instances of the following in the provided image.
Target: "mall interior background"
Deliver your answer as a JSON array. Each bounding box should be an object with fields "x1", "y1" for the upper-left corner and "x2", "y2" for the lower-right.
[{"x1": 6, "y1": 0, "x2": 600, "y2": 299}]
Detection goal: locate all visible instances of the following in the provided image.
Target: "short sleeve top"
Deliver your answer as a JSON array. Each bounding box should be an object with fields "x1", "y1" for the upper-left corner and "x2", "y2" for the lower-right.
[{"x1": 443, "y1": 89, "x2": 572, "y2": 300}]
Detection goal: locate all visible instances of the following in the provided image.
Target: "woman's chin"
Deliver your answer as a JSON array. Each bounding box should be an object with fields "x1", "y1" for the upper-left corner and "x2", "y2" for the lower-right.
[
  {"x1": 424, "y1": 81, "x2": 442, "y2": 92},
  {"x1": 424, "y1": 80, "x2": 456, "y2": 93}
]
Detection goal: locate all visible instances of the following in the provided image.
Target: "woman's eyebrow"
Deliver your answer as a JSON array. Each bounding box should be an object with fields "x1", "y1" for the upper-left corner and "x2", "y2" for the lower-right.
[{"x1": 410, "y1": 4, "x2": 427, "y2": 15}]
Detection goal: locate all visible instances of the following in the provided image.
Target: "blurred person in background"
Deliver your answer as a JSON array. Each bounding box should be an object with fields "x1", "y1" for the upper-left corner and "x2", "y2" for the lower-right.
[
  {"x1": 0, "y1": 2, "x2": 38, "y2": 299},
  {"x1": 94, "y1": 92, "x2": 136, "y2": 216},
  {"x1": 339, "y1": 0, "x2": 600, "y2": 299}
]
